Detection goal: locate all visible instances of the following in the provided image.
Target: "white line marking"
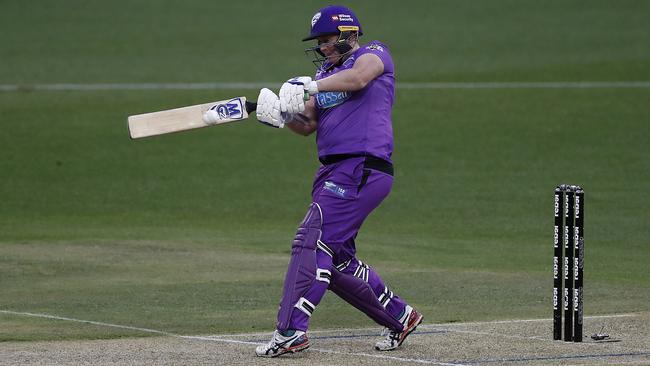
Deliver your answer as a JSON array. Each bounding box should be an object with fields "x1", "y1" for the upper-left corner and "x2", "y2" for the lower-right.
[
  {"x1": 0, "y1": 81, "x2": 649, "y2": 92},
  {"x1": 426, "y1": 326, "x2": 548, "y2": 342},
  {"x1": 178, "y1": 335, "x2": 259, "y2": 346},
  {"x1": 398, "y1": 81, "x2": 650, "y2": 89},
  {"x1": 0, "y1": 83, "x2": 270, "y2": 91},
  {"x1": 202, "y1": 313, "x2": 637, "y2": 339},
  {"x1": 0, "y1": 309, "x2": 461, "y2": 364},
  {"x1": 312, "y1": 348, "x2": 468, "y2": 366},
  {"x1": 0, "y1": 310, "x2": 258, "y2": 346},
  {"x1": 418, "y1": 313, "x2": 635, "y2": 328},
  {"x1": 0, "y1": 310, "x2": 175, "y2": 336},
  {"x1": 1, "y1": 310, "x2": 643, "y2": 365},
  {"x1": 414, "y1": 314, "x2": 639, "y2": 349}
]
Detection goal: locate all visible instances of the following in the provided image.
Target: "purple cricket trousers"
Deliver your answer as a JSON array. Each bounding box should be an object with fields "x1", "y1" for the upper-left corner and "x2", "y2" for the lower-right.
[{"x1": 278, "y1": 156, "x2": 408, "y2": 332}]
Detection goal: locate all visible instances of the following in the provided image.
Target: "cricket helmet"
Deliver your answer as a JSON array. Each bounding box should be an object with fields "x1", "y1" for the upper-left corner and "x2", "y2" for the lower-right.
[
  {"x1": 303, "y1": 5, "x2": 363, "y2": 70},
  {"x1": 302, "y1": 5, "x2": 363, "y2": 41}
]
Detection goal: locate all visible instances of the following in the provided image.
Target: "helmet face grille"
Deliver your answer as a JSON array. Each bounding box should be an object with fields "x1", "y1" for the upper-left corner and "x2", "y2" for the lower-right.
[{"x1": 304, "y1": 31, "x2": 358, "y2": 71}]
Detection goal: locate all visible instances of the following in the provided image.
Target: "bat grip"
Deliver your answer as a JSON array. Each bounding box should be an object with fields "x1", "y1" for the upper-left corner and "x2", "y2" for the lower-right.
[
  {"x1": 247, "y1": 90, "x2": 308, "y2": 113},
  {"x1": 245, "y1": 101, "x2": 257, "y2": 113},
  {"x1": 246, "y1": 99, "x2": 308, "y2": 125}
]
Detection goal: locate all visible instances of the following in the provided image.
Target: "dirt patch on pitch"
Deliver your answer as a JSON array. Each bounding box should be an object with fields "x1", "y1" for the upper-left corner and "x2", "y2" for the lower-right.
[{"x1": 2, "y1": 313, "x2": 649, "y2": 366}]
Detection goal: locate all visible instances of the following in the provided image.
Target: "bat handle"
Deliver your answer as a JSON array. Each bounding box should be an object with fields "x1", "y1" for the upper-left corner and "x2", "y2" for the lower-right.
[
  {"x1": 246, "y1": 99, "x2": 307, "y2": 125},
  {"x1": 246, "y1": 91, "x2": 308, "y2": 113},
  {"x1": 245, "y1": 101, "x2": 257, "y2": 113}
]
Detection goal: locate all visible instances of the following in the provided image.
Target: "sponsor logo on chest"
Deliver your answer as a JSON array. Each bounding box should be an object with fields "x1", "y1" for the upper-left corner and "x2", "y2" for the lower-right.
[{"x1": 316, "y1": 91, "x2": 351, "y2": 109}]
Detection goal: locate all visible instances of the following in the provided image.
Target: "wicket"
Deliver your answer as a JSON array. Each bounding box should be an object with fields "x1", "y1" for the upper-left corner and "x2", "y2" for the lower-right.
[{"x1": 553, "y1": 184, "x2": 584, "y2": 342}]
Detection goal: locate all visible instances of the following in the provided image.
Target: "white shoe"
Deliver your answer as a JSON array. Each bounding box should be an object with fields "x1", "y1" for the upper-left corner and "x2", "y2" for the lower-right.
[
  {"x1": 375, "y1": 305, "x2": 423, "y2": 351},
  {"x1": 255, "y1": 330, "x2": 310, "y2": 357}
]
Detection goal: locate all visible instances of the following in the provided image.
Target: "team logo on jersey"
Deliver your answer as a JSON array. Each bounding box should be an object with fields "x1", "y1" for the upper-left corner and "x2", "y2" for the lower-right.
[
  {"x1": 315, "y1": 91, "x2": 351, "y2": 109},
  {"x1": 366, "y1": 44, "x2": 384, "y2": 52},
  {"x1": 209, "y1": 98, "x2": 244, "y2": 120}
]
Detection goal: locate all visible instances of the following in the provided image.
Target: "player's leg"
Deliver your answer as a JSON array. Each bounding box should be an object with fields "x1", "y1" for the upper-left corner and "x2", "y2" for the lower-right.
[
  {"x1": 333, "y1": 256, "x2": 408, "y2": 325},
  {"x1": 256, "y1": 159, "x2": 354, "y2": 358},
  {"x1": 328, "y1": 258, "x2": 403, "y2": 331},
  {"x1": 330, "y1": 256, "x2": 423, "y2": 351},
  {"x1": 255, "y1": 203, "x2": 333, "y2": 358},
  {"x1": 316, "y1": 159, "x2": 423, "y2": 351}
]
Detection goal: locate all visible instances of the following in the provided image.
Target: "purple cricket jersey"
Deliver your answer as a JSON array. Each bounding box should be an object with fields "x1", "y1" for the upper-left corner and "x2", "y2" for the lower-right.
[{"x1": 314, "y1": 41, "x2": 395, "y2": 163}]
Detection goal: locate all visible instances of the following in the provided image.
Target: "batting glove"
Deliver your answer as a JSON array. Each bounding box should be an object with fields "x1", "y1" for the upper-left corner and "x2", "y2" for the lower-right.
[
  {"x1": 292, "y1": 76, "x2": 319, "y2": 96},
  {"x1": 279, "y1": 76, "x2": 319, "y2": 114},
  {"x1": 256, "y1": 88, "x2": 289, "y2": 128}
]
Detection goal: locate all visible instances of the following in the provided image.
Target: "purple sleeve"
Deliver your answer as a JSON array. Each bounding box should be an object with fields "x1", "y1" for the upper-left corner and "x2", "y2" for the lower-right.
[{"x1": 356, "y1": 41, "x2": 394, "y2": 74}]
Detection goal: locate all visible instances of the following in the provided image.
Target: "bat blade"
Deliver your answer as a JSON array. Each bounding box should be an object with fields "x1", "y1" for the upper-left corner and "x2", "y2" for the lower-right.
[{"x1": 127, "y1": 96, "x2": 251, "y2": 139}]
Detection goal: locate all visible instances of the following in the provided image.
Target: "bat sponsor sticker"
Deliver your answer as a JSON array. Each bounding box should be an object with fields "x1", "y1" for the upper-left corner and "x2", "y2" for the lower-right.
[{"x1": 209, "y1": 98, "x2": 245, "y2": 120}]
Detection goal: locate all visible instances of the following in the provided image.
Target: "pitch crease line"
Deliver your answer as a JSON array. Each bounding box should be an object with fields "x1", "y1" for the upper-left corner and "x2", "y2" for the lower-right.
[
  {"x1": 0, "y1": 310, "x2": 258, "y2": 346},
  {"x1": 0, "y1": 309, "x2": 464, "y2": 365},
  {"x1": 312, "y1": 348, "x2": 467, "y2": 366},
  {"x1": 202, "y1": 313, "x2": 637, "y2": 339},
  {"x1": 417, "y1": 313, "x2": 635, "y2": 328},
  {"x1": 2, "y1": 310, "x2": 644, "y2": 365},
  {"x1": 2, "y1": 309, "x2": 636, "y2": 340}
]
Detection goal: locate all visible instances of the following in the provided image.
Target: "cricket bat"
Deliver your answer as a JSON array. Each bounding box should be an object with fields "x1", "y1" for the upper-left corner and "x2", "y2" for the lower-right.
[{"x1": 127, "y1": 97, "x2": 257, "y2": 139}]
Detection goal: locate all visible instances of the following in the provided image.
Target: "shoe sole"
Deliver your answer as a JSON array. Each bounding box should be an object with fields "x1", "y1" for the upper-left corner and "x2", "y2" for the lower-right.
[
  {"x1": 375, "y1": 313, "x2": 424, "y2": 351},
  {"x1": 286, "y1": 341, "x2": 310, "y2": 355},
  {"x1": 398, "y1": 313, "x2": 423, "y2": 347},
  {"x1": 257, "y1": 341, "x2": 311, "y2": 358}
]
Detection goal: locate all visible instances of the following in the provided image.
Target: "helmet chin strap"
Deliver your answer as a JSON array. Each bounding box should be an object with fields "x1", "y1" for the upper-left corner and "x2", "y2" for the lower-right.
[
  {"x1": 324, "y1": 49, "x2": 353, "y2": 70},
  {"x1": 324, "y1": 32, "x2": 358, "y2": 70}
]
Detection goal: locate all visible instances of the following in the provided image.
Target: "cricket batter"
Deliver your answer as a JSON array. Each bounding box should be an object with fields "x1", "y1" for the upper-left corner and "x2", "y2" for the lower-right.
[{"x1": 254, "y1": 5, "x2": 423, "y2": 357}]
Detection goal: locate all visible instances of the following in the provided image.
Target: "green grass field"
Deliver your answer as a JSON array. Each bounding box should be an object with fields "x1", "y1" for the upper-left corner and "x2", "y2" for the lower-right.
[{"x1": 1, "y1": 0, "x2": 649, "y2": 342}]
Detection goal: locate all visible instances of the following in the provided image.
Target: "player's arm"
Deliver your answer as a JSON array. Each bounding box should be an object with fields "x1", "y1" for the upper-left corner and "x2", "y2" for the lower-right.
[
  {"x1": 285, "y1": 98, "x2": 317, "y2": 136},
  {"x1": 316, "y1": 53, "x2": 384, "y2": 92},
  {"x1": 283, "y1": 52, "x2": 384, "y2": 135},
  {"x1": 278, "y1": 53, "x2": 384, "y2": 114}
]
